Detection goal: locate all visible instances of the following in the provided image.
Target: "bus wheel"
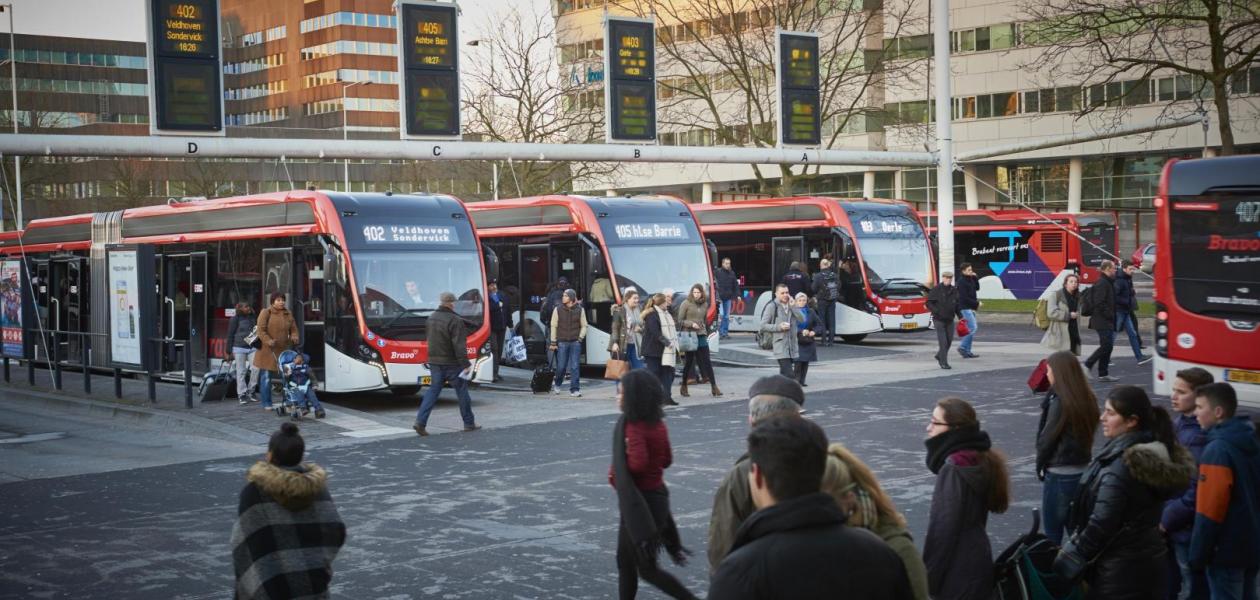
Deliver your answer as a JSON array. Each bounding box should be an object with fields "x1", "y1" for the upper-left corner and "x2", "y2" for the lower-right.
[
  {"x1": 390, "y1": 386, "x2": 421, "y2": 396},
  {"x1": 839, "y1": 334, "x2": 867, "y2": 344}
]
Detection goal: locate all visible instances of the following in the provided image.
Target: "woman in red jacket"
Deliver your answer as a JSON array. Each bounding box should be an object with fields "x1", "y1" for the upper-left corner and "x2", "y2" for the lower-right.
[{"x1": 609, "y1": 369, "x2": 698, "y2": 600}]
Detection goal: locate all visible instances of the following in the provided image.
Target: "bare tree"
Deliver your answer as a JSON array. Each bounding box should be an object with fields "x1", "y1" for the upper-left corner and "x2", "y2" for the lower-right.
[
  {"x1": 613, "y1": 0, "x2": 916, "y2": 194},
  {"x1": 1020, "y1": 0, "x2": 1260, "y2": 154},
  {"x1": 463, "y1": 5, "x2": 622, "y2": 196}
]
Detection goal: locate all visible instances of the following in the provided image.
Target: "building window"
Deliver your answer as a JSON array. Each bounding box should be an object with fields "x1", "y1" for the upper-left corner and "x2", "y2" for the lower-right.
[
  {"x1": 951, "y1": 24, "x2": 1018, "y2": 53},
  {"x1": 223, "y1": 53, "x2": 285, "y2": 75},
  {"x1": 300, "y1": 12, "x2": 398, "y2": 33},
  {"x1": 300, "y1": 41, "x2": 398, "y2": 60},
  {"x1": 884, "y1": 34, "x2": 933, "y2": 60},
  {"x1": 1230, "y1": 65, "x2": 1260, "y2": 95},
  {"x1": 225, "y1": 80, "x2": 287, "y2": 100},
  {"x1": 240, "y1": 25, "x2": 286, "y2": 47},
  {"x1": 0, "y1": 78, "x2": 147, "y2": 96},
  {"x1": 0, "y1": 48, "x2": 146, "y2": 69}
]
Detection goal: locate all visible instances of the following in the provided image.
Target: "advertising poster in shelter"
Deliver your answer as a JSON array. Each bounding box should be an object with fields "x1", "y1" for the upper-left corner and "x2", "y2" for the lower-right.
[
  {"x1": 109, "y1": 250, "x2": 143, "y2": 366},
  {"x1": 0, "y1": 260, "x2": 22, "y2": 357}
]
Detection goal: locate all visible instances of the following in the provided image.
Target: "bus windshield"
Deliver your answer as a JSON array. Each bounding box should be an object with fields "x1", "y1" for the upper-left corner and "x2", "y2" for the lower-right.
[
  {"x1": 607, "y1": 244, "x2": 712, "y2": 301},
  {"x1": 1169, "y1": 194, "x2": 1260, "y2": 319},
  {"x1": 352, "y1": 250, "x2": 484, "y2": 340},
  {"x1": 850, "y1": 209, "x2": 933, "y2": 297}
]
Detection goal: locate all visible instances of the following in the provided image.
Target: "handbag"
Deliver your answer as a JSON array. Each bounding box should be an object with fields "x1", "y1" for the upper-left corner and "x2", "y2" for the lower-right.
[
  {"x1": 244, "y1": 326, "x2": 261, "y2": 350},
  {"x1": 661, "y1": 347, "x2": 676, "y2": 367},
  {"x1": 604, "y1": 352, "x2": 630, "y2": 380},
  {"x1": 504, "y1": 330, "x2": 527, "y2": 363},
  {"x1": 1028, "y1": 358, "x2": 1051, "y2": 393},
  {"x1": 677, "y1": 331, "x2": 699, "y2": 352},
  {"x1": 755, "y1": 303, "x2": 776, "y2": 350},
  {"x1": 956, "y1": 319, "x2": 971, "y2": 337}
]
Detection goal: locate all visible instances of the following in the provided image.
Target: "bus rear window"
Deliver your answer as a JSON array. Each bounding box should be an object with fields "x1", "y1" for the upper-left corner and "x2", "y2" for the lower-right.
[
  {"x1": 1169, "y1": 194, "x2": 1260, "y2": 318},
  {"x1": 1078, "y1": 222, "x2": 1116, "y2": 268}
]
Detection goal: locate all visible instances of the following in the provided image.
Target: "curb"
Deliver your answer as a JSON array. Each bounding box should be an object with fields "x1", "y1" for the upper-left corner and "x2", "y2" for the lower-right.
[{"x1": 1, "y1": 387, "x2": 267, "y2": 445}]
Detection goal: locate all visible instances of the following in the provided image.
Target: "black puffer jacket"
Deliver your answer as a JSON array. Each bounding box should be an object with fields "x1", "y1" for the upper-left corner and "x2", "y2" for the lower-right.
[
  {"x1": 1035, "y1": 391, "x2": 1093, "y2": 473},
  {"x1": 1055, "y1": 431, "x2": 1195, "y2": 599},
  {"x1": 709, "y1": 492, "x2": 912, "y2": 600},
  {"x1": 1086, "y1": 275, "x2": 1116, "y2": 332},
  {"x1": 1113, "y1": 271, "x2": 1136, "y2": 313},
  {"x1": 926, "y1": 284, "x2": 962, "y2": 323},
  {"x1": 957, "y1": 275, "x2": 980, "y2": 311}
]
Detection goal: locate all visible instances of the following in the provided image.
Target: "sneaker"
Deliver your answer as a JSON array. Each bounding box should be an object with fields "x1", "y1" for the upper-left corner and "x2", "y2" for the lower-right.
[
  {"x1": 413, "y1": 424, "x2": 429, "y2": 436},
  {"x1": 1098, "y1": 375, "x2": 1120, "y2": 382},
  {"x1": 569, "y1": 390, "x2": 582, "y2": 397},
  {"x1": 551, "y1": 386, "x2": 561, "y2": 395},
  {"x1": 463, "y1": 424, "x2": 482, "y2": 432},
  {"x1": 239, "y1": 398, "x2": 249, "y2": 405},
  {"x1": 248, "y1": 395, "x2": 259, "y2": 403},
  {"x1": 315, "y1": 409, "x2": 326, "y2": 419},
  {"x1": 1137, "y1": 355, "x2": 1153, "y2": 365},
  {"x1": 664, "y1": 398, "x2": 680, "y2": 407}
]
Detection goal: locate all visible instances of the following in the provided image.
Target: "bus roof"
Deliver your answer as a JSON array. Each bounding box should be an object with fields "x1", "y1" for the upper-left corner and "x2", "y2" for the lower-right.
[
  {"x1": 1163, "y1": 155, "x2": 1260, "y2": 197},
  {"x1": 466, "y1": 194, "x2": 692, "y2": 234},
  {"x1": 692, "y1": 196, "x2": 911, "y2": 229},
  {"x1": 918, "y1": 209, "x2": 1115, "y2": 229}
]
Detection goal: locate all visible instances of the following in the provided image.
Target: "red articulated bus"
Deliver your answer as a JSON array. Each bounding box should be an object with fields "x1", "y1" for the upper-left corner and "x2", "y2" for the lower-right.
[
  {"x1": 692, "y1": 197, "x2": 935, "y2": 342},
  {"x1": 468, "y1": 194, "x2": 716, "y2": 364},
  {"x1": 921, "y1": 209, "x2": 1119, "y2": 299},
  {"x1": 0, "y1": 191, "x2": 491, "y2": 394},
  {"x1": 1151, "y1": 156, "x2": 1260, "y2": 408}
]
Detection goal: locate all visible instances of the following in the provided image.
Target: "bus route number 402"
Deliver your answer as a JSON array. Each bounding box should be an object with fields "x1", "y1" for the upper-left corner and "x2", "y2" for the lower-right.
[{"x1": 364, "y1": 226, "x2": 387, "y2": 242}]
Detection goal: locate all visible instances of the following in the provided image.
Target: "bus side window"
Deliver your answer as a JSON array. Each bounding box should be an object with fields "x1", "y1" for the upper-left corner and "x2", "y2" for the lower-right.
[{"x1": 835, "y1": 230, "x2": 856, "y2": 262}]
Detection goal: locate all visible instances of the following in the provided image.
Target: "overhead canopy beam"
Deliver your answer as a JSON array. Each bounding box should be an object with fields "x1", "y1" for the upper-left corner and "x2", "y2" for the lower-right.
[
  {"x1": 0, "y1": 134, "x2": 937, "y2": 167},
  {"x1": 955, "y1": 115, "x2": 1202, "y2": 163}
]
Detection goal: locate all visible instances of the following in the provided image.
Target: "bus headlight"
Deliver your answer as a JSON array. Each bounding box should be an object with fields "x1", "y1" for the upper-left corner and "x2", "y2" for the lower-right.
[
  {"x1": 368, "y1": 360, "x2": 389, "y2": 383},
  {"x1": 1157, "y1": 339, "x2": 1168, "y2": 349}
]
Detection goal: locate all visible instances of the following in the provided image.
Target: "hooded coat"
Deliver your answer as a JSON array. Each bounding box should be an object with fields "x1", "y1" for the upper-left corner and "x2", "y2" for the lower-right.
[
  {"x1": 923, "y1": 450, "x2": 997, "y2": 600},
  {"x1": 1190, "y1": 417, "x2": 1260, "y2": 569},
  {"x1": 231, "y1": 461, "x2": 346, "y2": 600},
  {"x1": 1161, "y1": 413, "x2": 1208, "y2": 544},
  {"x1": 708, "y1": 492, "x2": 913, "y2": 600},
  {"x1": 1055, "y1": 432, "x2": 1195, "y2": 599}
]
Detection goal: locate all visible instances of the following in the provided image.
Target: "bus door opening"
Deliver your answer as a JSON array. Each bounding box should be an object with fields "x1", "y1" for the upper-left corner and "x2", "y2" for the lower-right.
[
  {"x1": 158, "y1": 252, "x2": 209, "y2": 375},
  {"x1": 30, "y1": 255, "x2": 91, "y2": 366},
  {"x1": 518, "y1": 244, "x2": 550, "y2": 356},
  {"x1": 772, "y1": 237, "x2": 804, "y2": 286},
  {"x1": 583, "y1": 239, "x2": 614, "y2": 334},
  {"x1": 298, "y1": 247, "x2": 325, "y2": 381}
]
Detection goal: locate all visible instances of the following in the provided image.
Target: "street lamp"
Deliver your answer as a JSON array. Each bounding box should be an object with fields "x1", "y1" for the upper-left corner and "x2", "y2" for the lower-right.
[
  {"x1": 1, "y1": 4, "x2": 20, "y2": 231},
  {"x1": 340, "y1": 79, "x2": 370, "y2": 192}
]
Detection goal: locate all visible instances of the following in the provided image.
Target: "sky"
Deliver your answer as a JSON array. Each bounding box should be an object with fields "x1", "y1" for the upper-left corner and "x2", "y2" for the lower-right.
[{"x1": 7, "y1": 0, "x2": 541, "y2": 44}]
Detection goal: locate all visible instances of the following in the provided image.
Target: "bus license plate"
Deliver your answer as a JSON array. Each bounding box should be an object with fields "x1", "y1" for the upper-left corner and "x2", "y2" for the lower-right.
[
  {"x1": 1226, "y1": 369, "x2": 1260, "y2": 385},
  {"x1": 421, "y1": 376, "x2": 432, "y2": 386},
  {"x1": 900, "y1": 322, "x2": 917, "y2": 330}
]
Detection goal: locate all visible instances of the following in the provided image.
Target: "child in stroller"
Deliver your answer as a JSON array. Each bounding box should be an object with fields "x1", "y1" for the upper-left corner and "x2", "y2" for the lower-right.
[{"x1": 278, "y1": 349, "x2": 326, "y2": 420}]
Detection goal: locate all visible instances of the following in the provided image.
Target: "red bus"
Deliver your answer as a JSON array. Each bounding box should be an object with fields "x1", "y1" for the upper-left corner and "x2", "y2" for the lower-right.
[
  {"x1": 692, "y1": 197, "x2": 935, "y2": 342},
  {"x1": 921, "y1": 210, "x2": 1119, "y2": 299},
  {"x1": 468, "y1": 195, "x2": 716, "y2": 364},
  {"x1": 0, "y1": 191, "x2": 492, "y2": 394},
  {"x1": 1152, "y1": 156, "x2": 1260, "y2": 408}
]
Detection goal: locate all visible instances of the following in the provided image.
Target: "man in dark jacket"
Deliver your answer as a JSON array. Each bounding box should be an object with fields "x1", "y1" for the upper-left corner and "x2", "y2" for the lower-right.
[
  {"x1": 956, "y1": 263, "x2": 981, "y2": 359},
  {"x1": 487, "y1": 280, "x2": 512, "y2": 382},
  {"x1": 413, "y1": 292, "x2": 479, "y2": 436},
  {"x1": 709, "y1": 416, "x2": 912, "y2": 600},
  {"x1": 1190, "y1": 383, "x2": 1260, "y2": 597},
  {"x1": 926, "y1": 272, "x2": 963, "y2": 370},
  {"x1": 1084, "y1": 260, "x2": 1119, "y2": 381},
  {"x1": 715, "y1": 257, "x2": 739, "y2": 340},
  {"x1": 1163, "y1": 367, "x2": 1213, "y2": 600},
  {"x1": 810, "y1": 259, "x2": 841, "y2": 346},
  {"x1": 781, "y1": 261, "x2": 809, "y2": 299},
  {"x1": 1114, "y1": 263, "x2": 1151, "y2": 365}
]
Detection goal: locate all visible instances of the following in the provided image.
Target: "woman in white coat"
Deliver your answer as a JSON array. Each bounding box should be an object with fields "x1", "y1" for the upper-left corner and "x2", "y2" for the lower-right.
[{"x1": 1040, "y1": 271, "x2": 1082, "y2": 356}]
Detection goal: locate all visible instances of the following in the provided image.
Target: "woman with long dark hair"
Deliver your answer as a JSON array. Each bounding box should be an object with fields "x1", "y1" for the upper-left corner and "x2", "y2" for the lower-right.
[
  {"x1": 923, "y1": 397, "x2": 1010, "y2": 600},
  {"x1": 676, "y1": 284, "x2": 720, "y2": 397},
  {"x1": 1036, "y1": 350, "x2": 1100, "y2": 544},
  {"x1": 1054, "y1": 385, "x2": 1195, "y2": 599},
  {"x1": 608, "y1": 369, "x2": 697, "y2": 600},
  {"x1": 640, "y1": 293, "x2": 680, "y2": 406}
]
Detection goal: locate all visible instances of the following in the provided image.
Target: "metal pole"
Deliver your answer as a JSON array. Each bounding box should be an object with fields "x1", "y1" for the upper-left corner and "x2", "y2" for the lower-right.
[
  {"x1": 491, "y1": 161, "x2": 498, "y2": 200},
  {"x1": 82, "y1": 334, "x2": 90, "y2": 395},
  {"x1": 341, "y1": 80, "x2": 367, "y2": 192},
  {"x1": 51, "y1": 332, "x2": 60, "y2": 391},
  {"x1": 114, "y1": 367, "x2": 122, "y2": 399},
  {"x1": 6, "y1": 4, "x2": 20, "y2": 230},
  {"x1": 932, "y1": 0, "x2": 954, "y2": 278},
  {"x1": 183, "y1": 342, "x2": 192, "y2": 408},
  {"x1": 3, "y1": 356, "x2": 8, "y2": 382}
]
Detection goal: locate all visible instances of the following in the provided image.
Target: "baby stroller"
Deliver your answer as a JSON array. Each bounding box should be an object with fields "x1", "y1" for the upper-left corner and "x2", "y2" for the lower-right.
[
  {"x1": 994, "y1": 509, "x2": 1083, "y2": 600},
  {"x1": 277, "y1": 349, "x2": 325, "y2": 420}
]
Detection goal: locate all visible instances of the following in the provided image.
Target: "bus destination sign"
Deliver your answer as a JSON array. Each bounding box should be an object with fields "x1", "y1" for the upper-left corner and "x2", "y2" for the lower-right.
[
  {"x1": 150, "y1": 0, "x2": 222, "y2": 133},
  {"x1": 605, "y1": 17, "x2": 656, "y2": 142},
  {"x1": 609, "y1": 20, "x2": 653, "y2": 80},
  {"x1": 781, "y1": 88, "x2": 821, "y2": 146},
  {"x1": 361, "y1": 223, "x2": 460, "y2": 245},
  {"x1": 780, "y1": 34, "x2": 819, "y2": 90},
  {"x1": 777, "y1": 31, "x2": 821, "y2": 146},
  {"x1": 400, "y1": 2, "x2": 460, "y2": 138},
  {"x1": 155, "y1": 0, "x2": 216, "y2": 57},
  {"x1": 403, "y1": 2, "x2": 456, "y2": 71}
]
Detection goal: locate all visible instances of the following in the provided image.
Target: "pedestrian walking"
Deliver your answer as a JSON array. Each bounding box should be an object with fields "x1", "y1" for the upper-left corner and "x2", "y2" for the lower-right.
[
  {"x1": 226, "y1": 301, "x2": 260, "y2": 404},
  {"x1": 760, "y1": 283, "x2": 803, "y2": 379},
  {"x1": 608, "y1": 369, "x2": 698, "y2": 600},
  {"x1": 810, "y1": 258, "x2": 841, "y2": 345},
  {"x1": 707, "y1": 375, "x2": 805, "y2": 571},
  {"x1": 957, "y1": 263, "x2": 981, "y2": 359},
  {"x1": 413, "y1": 292, "x2": 480, "y2": 436},
  {"x1": 792, "y1": 293, "x2": 823, "y2": 387},
  {"x1": 253, "y1": 292, "x2": 299, "y2": 415},
  {"x1": 926, "y1": 271, "x2": 963, "y2": 370},
  {"x1": 821, "y1": 442, "x2": 930, "y2": 600},
  {"x1": 1114, "y1": 263, "x2": 1152, "y2": 365},
  {"x1": 781, "y1": 261, "x2": 810, "y2": 298},
  {"x1": 715, "y1": 257, "x2": 739, "y2": 340},
  {"x1": 540, "y1": 277, "x2": 569, "y2": 359},
  {"x1": 709, "y1": 416, "x2": 913, "y2": 600},
  {"x1": 640, "y1": 293, "x2": 680, "y2": 406},
  {"x1": 1053, "y1": 385, "x2": 1195, "y2": 599},
  {"x1": 923, "y1": 397, "x2": 1010, "y2": 600},
  {"x1": 231, "y1": 422, "x2": 346, "y2": 600},
  {"x1": 1162, "y1": 367, "x2": 1214, "y2": 600},
  {"x1": 488, "y1": 280, "x2": 512, "y2": 382},
  {"x1": 1041, "y1": 271, "x2": 1083, "y2": 355},
  {"x1": 610, "y1": 290, "x2": 646, "y2": 370},
  {"x1": 549, "y1": 288, "x2": 588, "y2": 397},
  {"x1": 1190, "y1": 382, "x2": 1260, "y2": 599},
  {"x1": 676, "y1": 284, "x2": 720, "y2": 398},
  {"x1": 1035, "y1": 350, "x2": 1100, "y2": 545},
  {"x1": 1083, "y1": 259, "x2": 1119, "y2": 381}
]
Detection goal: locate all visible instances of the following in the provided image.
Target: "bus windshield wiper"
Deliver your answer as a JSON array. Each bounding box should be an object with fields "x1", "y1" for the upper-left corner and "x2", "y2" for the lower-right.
[
  {"x1": 879, "y1": 278, "x2": 929, "y2": 292},
  {"x1": 381, "y1": 307, "x2": 434, "y2": 330}
]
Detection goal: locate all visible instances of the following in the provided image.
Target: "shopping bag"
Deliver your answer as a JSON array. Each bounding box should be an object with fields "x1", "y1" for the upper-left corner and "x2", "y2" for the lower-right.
[
  {"x1": 1028, "y1": 359, "x2": 1051, "y2": 393},
  {"x1": 604, "y1": 352, "x2": 630, "y2": 380},
  {"x1": 956, "y1": 319, "x2": 971, "y2": 337},
  {"x1": 677, "y1": 331, "x2": 699, "y2": 352},
  {"x1": 504, "y1": 330, "x2": 527, "y2": 364}
]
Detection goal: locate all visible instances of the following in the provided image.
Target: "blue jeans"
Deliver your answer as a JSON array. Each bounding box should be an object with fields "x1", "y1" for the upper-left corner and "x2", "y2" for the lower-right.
[
  {"x1": 719, "y1": 299, "x2": 732, "y2": 337},
  {"x1": 415, "y1": 364, "x2": 475, "y2": 428},
  {"x1": 1041, "y1": 470, "x2": 1081, "y2": 546},
  {"x1": 1116, "y1": 310, "x2": 1144, "y2": 359},
  {"x1": 959, "y1": 309, "x2": 978, "y2": 354},
  {"x1": 554, "y1": 340, "x2": 581, "y2": 392},
  {"x1": 1173, "y1": 540, "x2": 1210, "y2": 600},
  {"x1": 625, "y1": 343, "x2": 645, "y2": 370},
  {"x1": 258, "y1": 369, "x2": 274, "y2": 408},
  {"x1": 1205, "y1": 566, "x2": 1258, "y2": 600}
]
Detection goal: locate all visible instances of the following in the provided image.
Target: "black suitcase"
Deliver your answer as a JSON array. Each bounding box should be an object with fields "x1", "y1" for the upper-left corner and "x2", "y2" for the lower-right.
[
  {"x1": 530, "y1": 364, "x2": 555, "y2": 393},
  {"x1": 199, "y1": 360, "x2": 235, "y2": 403}
]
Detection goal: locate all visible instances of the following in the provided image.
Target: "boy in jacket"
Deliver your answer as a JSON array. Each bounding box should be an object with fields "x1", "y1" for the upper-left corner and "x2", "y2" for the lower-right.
[
  {"x1": 1191, "y1": 382, "x2": 1260, "y2": 599},
  {"x1": 1162, "y1": 367, "x2": 1213, "y2": 599}
]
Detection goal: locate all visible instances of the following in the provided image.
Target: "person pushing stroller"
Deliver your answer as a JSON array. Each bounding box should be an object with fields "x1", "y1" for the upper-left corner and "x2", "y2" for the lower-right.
[{"x1": 278, "y1": 349, "x2": 325, "y2": 420}]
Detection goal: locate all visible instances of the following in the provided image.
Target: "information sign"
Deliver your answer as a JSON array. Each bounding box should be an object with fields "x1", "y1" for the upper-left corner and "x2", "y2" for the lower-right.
[
  {"x1": 777, "y1": 31, "x2": 821, "y2": 146},
  {"x1": 149, "y1": 0, "x2": 223, "y2": 133},
  {"x1": 0, "y1": 260, "x2": 23, "y2": 358},
  {"x1": 107, "y1": 246, "x2": 157, "y2": 370},
  {"x1": 605, "y1": 17, "x2": 656, "y2": 142},
  {"x1": 399, "y1": 2, "x2": 460, "y2": 138}
]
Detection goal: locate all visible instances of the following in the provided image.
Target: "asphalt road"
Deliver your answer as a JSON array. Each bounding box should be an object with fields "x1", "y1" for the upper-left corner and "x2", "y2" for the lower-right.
[{"x1": 0, "y1": 320, "x2": 1157, "y2": 599}]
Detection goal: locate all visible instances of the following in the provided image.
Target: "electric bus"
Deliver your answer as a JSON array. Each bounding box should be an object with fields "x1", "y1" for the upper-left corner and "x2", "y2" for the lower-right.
[
  {"x1": 692, "y1": 197, "x2": 935, "y2": 342},
  {"x1": 1151, "y1": 156, "x2": 1260, "y2": 408},
  {"x1": 467, "y1": 194, "x2": 716, "y2": 364},
  {"x1": 922, "y1": 209, "x2": 1119, "y2": 299},
  {"x1": 0, "y1": 191, "x2": 492, "y2": 394}
]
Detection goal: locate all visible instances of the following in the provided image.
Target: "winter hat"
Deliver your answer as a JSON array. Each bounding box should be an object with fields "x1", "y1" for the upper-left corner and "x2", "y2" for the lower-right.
[{"x1": 748, "y1": 374, "x2": 805, "y2": 407}]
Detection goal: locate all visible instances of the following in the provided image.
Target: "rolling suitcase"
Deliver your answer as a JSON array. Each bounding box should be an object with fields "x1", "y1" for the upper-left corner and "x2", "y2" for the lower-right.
[
  {"x1": 531, "y1": 363, "x2": 555, "y2": 393},
  {"x1": 198, "y1": 359, "x2": 235, "y2": 403}
]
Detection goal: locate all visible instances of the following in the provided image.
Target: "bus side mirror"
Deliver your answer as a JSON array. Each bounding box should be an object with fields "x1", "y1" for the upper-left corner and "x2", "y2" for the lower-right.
[
  {"x1": 588, "y1": 247, "x2": 607, "y2": 277},
  {"x1": 483, "y1": 246, "x2": 500, "y2": 282}
]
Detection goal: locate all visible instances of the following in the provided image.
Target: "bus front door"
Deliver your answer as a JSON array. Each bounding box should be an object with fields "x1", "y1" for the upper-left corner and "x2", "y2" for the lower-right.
[
  {"x1": 29, "y1": 256, "x2": 91, "y2": 366},
  {"x1": 518, "y1": 244, "x2": 549, "y2": 358},
  {"x1": 768, "y1": 236, "x2": 803, "y2": 314},
  {"x1": 158, "y1": 252, "x2": 209, "y2": 376}
]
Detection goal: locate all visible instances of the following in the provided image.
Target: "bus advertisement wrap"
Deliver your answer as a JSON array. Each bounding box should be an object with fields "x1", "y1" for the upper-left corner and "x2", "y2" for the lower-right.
[
  {"x1": 0, "y1": 260, "x2": 22, "y2": 357},
  {"x1": 109, "y1": 250, "x2": 143, "y2": 366}
]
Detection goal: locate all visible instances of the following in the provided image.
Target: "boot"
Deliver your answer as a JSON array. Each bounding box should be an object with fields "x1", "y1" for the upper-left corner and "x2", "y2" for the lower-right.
[
  {"x1": 711, "y1": 383, "x2": 722, "y2": 397},
  {"x1": 680, "y1": 381, "x2": 690, "y2": 397}
]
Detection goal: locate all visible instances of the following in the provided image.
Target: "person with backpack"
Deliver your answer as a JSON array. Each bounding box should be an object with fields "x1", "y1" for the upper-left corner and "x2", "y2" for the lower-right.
[
  {"x1": 956, "y1": 263, "x2": 981, "y2": 359},
  {"x1": 1040, "y1": 272, "x2": 1082, "y2": 356},
  {"x1": 781, "y1": 261, "x2": 810, "y2": 298},
  {"x1": 759, "y1": 284, "x2": 804, "y2": 379},
  {"x1": 225, "y1": 302, "x2": 260, "y2": 405},
  {"x1": 1082, "y1": 260, "x2": 1119, "y2": 382},
  {"x1": 810, "y1": 258, "x2": 841, "y2": 346},
  {"x1": 1114, "y1": 263, "x2": 1152, "y2": 365},
  {"x1": 1035, "y1": 350, "x2": 1100, "y2": 545},
  {"x1": 1162, "y1": 367, "x2": 1214, "y2": 600}
]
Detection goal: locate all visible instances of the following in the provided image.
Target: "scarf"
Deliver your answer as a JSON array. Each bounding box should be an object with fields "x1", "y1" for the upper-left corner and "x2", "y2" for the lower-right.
[
  {"x1": 925, "y1": 425, "x2": 992, "y2": 474},
  {"x1": 612, "y1": 416, "x2": 661, "y2": 563}
]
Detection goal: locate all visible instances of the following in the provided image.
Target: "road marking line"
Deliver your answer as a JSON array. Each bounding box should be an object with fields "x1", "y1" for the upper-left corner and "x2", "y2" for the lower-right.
[{"x1": 0, "y1": 432, "x2": 67, "y2": 444}]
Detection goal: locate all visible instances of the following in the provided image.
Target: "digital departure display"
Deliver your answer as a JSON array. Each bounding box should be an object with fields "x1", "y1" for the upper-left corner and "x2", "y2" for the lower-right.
[
  {"x1": 606, "y1": 17, "x2": 656, "y2": 142},
  {"x1": 150, "y1": 0, "x2": 222, "y2": 132},
  {"x1": 781, "y1": 88, "x2": 821, "y2": 146},
  {"x1": 402, "y1": 3, "x2": 456, "y2": 70},
  {"x1": 155, "y1": 0, "x2": 216, "y2": 57},
  {"x1": 405, "y1": 71, "x2": 459, "y2": 136},
  {"x1": 156, "y1": 59, "x2": 222, "y2": 130},
  {"x1": 780, "y1": 34, "x2": 819, "y2": 90},
  {"x1": 608, "y1": 20, "x2": 653, "y2": 80},
  {"x1": 777, "y1": 31, "x2": 821, "y2": 146},
  {"x1": 611, "y1": 82, "x2": 655, "y2": 141}
]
